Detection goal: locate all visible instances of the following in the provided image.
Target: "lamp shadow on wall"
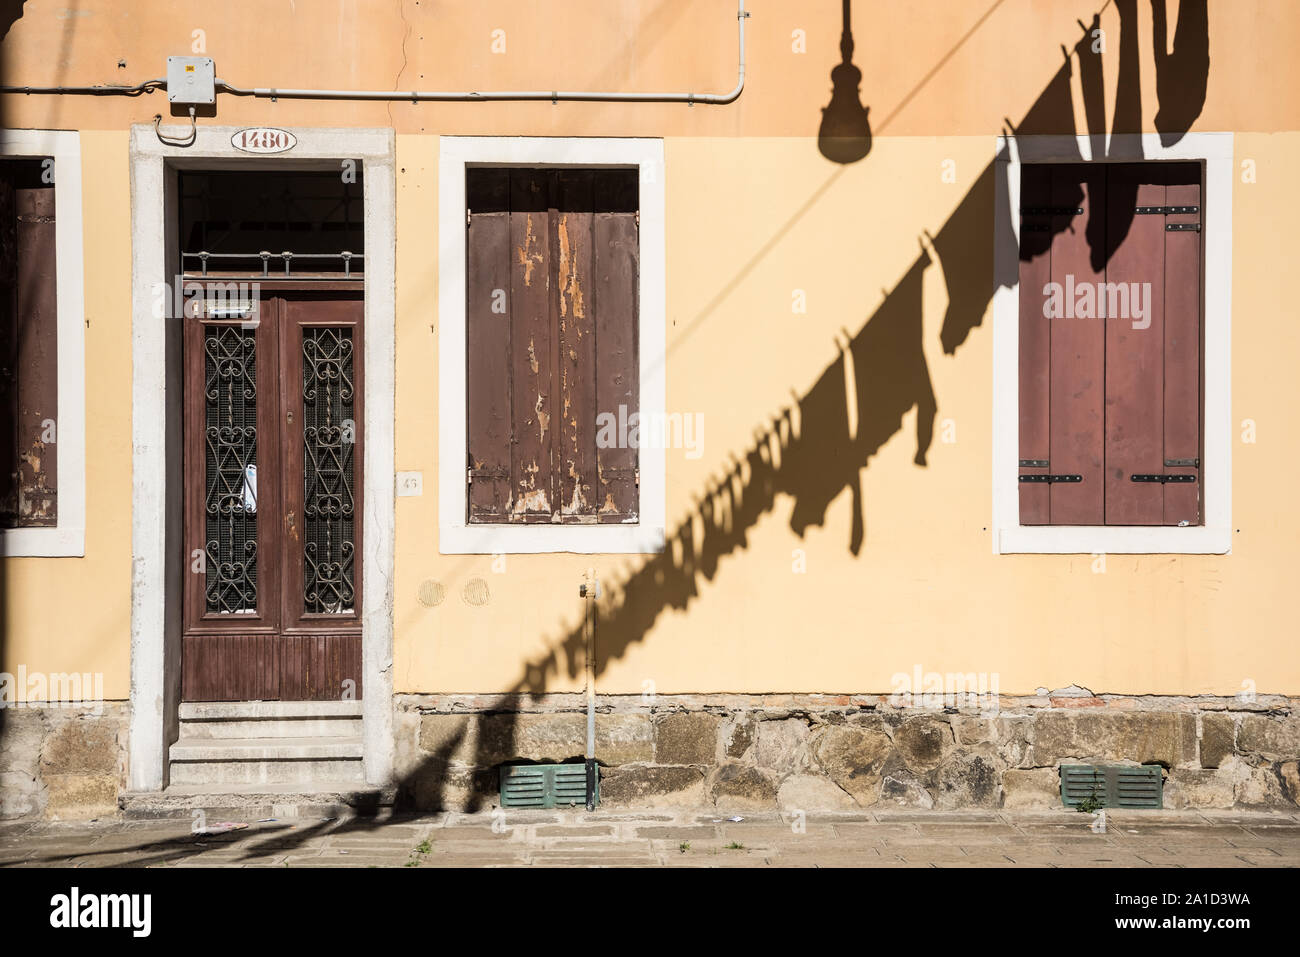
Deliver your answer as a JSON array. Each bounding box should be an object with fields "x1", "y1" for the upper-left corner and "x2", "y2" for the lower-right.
[{"x1": 818, "y1": 0, "x2": 872, "y2": 164}]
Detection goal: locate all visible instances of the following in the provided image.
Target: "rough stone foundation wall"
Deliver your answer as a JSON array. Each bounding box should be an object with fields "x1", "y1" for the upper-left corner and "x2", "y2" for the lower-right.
[
  {"x1": 0, "y1": 704, "x2": 130, "y2": 820},
  {"x1": 395, "y1": 693, "x2": 1300, "y2": 811}
]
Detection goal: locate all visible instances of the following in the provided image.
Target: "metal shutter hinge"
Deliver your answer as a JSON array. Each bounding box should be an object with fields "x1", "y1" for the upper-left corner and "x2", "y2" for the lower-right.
[
  {"x1": 1131, "y1": 474, "x2": 1197, "y2": 483},
  {"x1": 1019, "y1": 474, "x2": 1082, "y2": 483}
]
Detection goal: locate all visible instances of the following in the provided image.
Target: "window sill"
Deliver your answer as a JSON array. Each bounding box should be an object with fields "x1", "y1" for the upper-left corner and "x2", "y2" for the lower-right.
[
  {"x1": 0, "y1": 525, "x2": 86, "y2": 558},
  {"x1": 439, "y1": 523, "x2": 666, "y2": 555},
  {"x1": 996, "y1": 525, "x2": 1231, "y2": 555}
]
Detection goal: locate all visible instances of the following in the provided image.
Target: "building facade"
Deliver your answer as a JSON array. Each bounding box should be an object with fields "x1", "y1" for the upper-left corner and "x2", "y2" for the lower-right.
[{"x1": 2, "y1": 0, "x2": 1299, "y2": 819}]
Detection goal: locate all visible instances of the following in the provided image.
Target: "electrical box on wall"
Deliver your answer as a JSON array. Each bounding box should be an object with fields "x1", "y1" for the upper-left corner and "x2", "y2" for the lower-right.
[{"x1": 167, "y1": 56, "x2": 215, "y2": 105}]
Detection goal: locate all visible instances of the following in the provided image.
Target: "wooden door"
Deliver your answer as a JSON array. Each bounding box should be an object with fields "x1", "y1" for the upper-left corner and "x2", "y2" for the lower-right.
[{"x1": 182, "y1": 292, "x2": 363, "y2": 701}]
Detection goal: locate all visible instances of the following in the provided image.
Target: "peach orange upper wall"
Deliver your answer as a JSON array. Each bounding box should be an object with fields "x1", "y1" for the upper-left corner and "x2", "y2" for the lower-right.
[{"x1": 1, "y1": 0, "x2": 1298, "y2": 137}]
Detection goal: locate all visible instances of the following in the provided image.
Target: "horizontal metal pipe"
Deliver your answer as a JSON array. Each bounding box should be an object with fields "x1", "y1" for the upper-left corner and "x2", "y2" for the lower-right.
[{"x1": 0, "y1": 79, "x2": 165, "y2": 96}]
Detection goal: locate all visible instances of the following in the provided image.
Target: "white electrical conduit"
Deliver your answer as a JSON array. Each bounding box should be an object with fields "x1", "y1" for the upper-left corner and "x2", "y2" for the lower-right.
[{"x1": 217, "y1": 1, "x2": 748, "y2": 105}]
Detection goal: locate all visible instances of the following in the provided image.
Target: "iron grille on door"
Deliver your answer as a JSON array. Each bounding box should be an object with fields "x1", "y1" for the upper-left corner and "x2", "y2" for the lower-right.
[
  {"x1": 301, "y1": 327, "x2": 357, "y2": 614},
  {"x1": 203, "y1": 325, "x2": 259, "y2": 614},
  {"x1": 0, "y1": 159, "x2": 58, "y2": 528},
  {"x1": 183, "y1": 294, "x2": 364, "y2": 701}
]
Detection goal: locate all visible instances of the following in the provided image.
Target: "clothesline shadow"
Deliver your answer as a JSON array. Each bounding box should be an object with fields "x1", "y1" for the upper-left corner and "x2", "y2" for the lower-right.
[{"x1": 374, "y1": 0, "x2": 1212, "y2": 824}]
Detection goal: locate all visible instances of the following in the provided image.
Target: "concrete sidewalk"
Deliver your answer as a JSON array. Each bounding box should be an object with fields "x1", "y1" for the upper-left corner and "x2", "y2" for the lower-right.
[{"x1": 1, "y1": 808, "x2": 1298, "y2": 868}]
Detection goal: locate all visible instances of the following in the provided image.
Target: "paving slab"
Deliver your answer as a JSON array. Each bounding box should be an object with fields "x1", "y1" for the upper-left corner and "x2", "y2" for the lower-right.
[{"x1": 2, "y1": 808, "x2": 1295, "y2": 867}]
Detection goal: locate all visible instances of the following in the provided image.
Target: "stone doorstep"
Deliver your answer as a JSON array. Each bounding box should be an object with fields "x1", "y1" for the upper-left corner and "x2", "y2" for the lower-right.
[
  {"x1": 179, "y1": 701, "x2": 364, "y2": 720},
  {"x1": 178, "y1": 701, "x2": 364, "y2": 741},
  {"x1": 118, "y1": 785, "x2": 398, "y2": 822},
  {"x1": 168, "y1": 736, "x2": 364, "y2": 762}
]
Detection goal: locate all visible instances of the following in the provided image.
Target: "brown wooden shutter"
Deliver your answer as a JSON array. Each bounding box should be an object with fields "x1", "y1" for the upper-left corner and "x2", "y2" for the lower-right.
[
  {"x1": 0, "y1": 163, "x2": 58, "y2": 528},
  {"x1": 556, "y1": 171, "x2": 597, "y2": 519},
  {"x1": 507, "y1": 169, "x2": 554, "y2": 521},
  {"x1": 593, "y1": 171, "x2": 640, "y2": 522},
  {"x1": 1048, "y1": 165, "x2": 1106, "y2": 525},
  {"x1": 467, "y1": 168, "x2": 639, "y2": 525},
  {"x1": 1017, "y1": 165, "x2": 1052, "y2": 525},
  {"x1": 1162, "y1": 171, "x2": 1202, "y2": 525},
  {"x1": 0, "y1": 173, "x2": 16, "y2": 524},
  {"x1": 1104, "y1": 164, "x2": 1167, "y2": 525},
  {"x1": 1019, "y1": 162, "x2": 1202, "y2": 528},
  {"x1": 1103, "y1": 163, "x2": 1202, "y2": 526},
  {"x1": 466, "y1": 169, "x2": 514, "y2": 521}
]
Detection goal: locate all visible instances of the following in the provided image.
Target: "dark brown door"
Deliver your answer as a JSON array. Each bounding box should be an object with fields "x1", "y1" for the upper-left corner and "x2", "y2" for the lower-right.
[{"x1": 182, "y1": 292, "x2": 363, "y2": 701}]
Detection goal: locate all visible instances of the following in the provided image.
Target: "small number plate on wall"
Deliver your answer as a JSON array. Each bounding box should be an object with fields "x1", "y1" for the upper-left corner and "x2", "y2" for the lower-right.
[
  {"x1": 396, "y1": 471, "x2": 424, "y2": 497},
  {"x1": 232, "y1": 128, "x2": 298, "y2": 154}
]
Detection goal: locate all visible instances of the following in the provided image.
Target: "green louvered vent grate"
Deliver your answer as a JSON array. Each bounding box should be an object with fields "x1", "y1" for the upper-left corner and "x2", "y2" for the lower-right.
[
  {"x1": 500, "y1": 763, "x2": 598, "y2": 809},
  {"x1": 1060, "y1": 764, "x2": 1163, "y2": 809}
]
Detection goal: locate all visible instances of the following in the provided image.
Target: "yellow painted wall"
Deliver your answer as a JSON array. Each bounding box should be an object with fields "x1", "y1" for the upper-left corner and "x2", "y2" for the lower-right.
[
  {"x1": 2, "y1": 132, "x2": 133, "y2": 699},
  {"x1": 3, "y1": 1, "x2": 1299, "y2": 701},
  {"x1": 393, "y1": 130, "x2": 1300, "y2": 699}
]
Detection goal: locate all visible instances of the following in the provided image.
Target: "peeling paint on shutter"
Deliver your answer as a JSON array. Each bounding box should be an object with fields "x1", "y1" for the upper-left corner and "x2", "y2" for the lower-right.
[
  {"x1": 593, "y1": 170, "x2": 640, "y2": 523},
  {"x1": 0, "y1": 172, "x2": 16, "y2": 523},
  {"x1": 467, "y1": 169, "x2": 513, "y2": 522},
  {"x1": 509, "y1": 169, "x2": 554, "y2": 522},
  {"x1": 467, "y1": 168, "x2": 639, "y2": 525},
  {"x1": 0, "y1": 163, "x2": 58, "y2": 528},
  {"x1": 556, "y1": 171, "x2": 597, "y2": 521}
]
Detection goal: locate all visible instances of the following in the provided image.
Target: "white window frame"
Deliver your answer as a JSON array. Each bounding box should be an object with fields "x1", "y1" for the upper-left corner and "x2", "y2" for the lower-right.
[
  {"x1": 992, "y1": 132, "x2": 1232, "y2": 555},
  {"x1": 0, "y1": 130, "x2": 86, "y2": 557},
  {"x1": 438, "y1": 136, "x2": 666, "y2": 554}
]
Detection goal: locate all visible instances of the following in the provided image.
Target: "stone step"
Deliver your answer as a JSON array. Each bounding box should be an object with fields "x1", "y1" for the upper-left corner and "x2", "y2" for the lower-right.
[
  {"x1": 168, "y1": 736, "x2": 365, "y2": 788},
  {"x1": 180, "y1": 717, "x2": 363, "y2": 739},
  {"x1": 178, "y1": 700, "x2": 363, "y2": 739},
  {"x1": 121, "y1": 783, "x2": 397, "y2": 822}
]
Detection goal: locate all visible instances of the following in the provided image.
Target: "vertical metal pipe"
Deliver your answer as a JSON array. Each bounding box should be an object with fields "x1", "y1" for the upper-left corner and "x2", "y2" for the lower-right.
[{"x1": 581, "y1": 569, "x2": 598, "y2": 811}]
